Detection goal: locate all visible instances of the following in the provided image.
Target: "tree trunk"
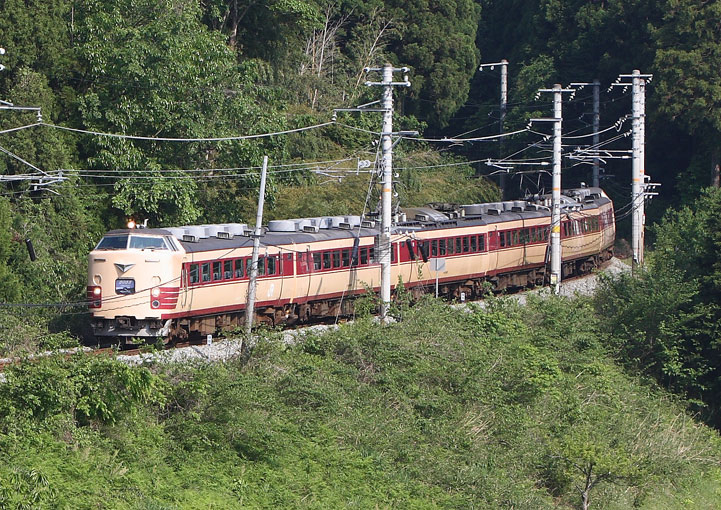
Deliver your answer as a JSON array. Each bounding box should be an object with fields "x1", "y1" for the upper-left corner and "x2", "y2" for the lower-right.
[{"x1": 712, "y1": 148, "x2": 720, "y2": 188}]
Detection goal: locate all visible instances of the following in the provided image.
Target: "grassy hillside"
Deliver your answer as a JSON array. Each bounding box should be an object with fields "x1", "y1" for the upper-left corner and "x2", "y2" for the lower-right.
[{"x1": 1, "y1": 295, "x2": 719, "y2": 509}]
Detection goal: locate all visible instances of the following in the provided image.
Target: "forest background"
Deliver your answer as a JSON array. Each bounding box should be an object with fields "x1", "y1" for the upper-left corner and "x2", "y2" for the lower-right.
[
  {"x1": 2, "y1": 1, "x2": 721, "y2": 508},
  {"x1": 0, "y1": 0, "x2": 718, "y2": 328}
]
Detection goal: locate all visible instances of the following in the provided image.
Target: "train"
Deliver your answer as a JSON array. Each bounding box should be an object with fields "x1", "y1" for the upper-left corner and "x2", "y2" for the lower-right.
[{"x1": 87, "y1": 186, "x2": 615, "y2": 339}]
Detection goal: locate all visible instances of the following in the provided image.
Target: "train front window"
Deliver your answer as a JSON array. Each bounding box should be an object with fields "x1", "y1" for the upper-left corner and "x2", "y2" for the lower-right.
[
  {"x1": 129, "y1": 236, "x2": 168, "y2": 250},
  {"x1": 95, "y1": 235, "x2": 129, "y2": 250}
]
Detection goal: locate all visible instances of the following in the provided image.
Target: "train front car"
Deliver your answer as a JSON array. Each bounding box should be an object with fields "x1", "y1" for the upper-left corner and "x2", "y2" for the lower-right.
[{"x1": 88, "y1": 229, "x2": 185, "y2": 338}]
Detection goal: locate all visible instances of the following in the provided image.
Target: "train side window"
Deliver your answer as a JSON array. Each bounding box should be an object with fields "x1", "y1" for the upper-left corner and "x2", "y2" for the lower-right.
[
  {"x1": 500, "y1": 231, "x2": 506, "y2": 248},
  {"x1": 267, "y1": 256, "x2": 276, "y2": 275},
  {"x1": 562, "y1": 222, "x2": 567, "y2": 237},
  {"x1": 455, "y1": 237, "x2": 462, "y2": 253},
  {"x1": 470, "y1": 236, "x2": 477, "y2": 252},
  {"x1": 391, "y1": 243, "x2": 397, "y2": 263},
  {"x1": 463, "y1": 236, "x2": 470, "y2": 252},
  {"x1": 512, "y1": 231, "x2": 519, "y2": 246},
  {"x1": 369, "y1": 247, "x2": 375, "y2": 262},
  {"x1": 439, "y1": 239, "x2": 446, "y2": 256},
  {"x1": 360, "y1": 247, "x2": 368, "y2": 265},
  {"x1": 332, "y1": 251, "x2": 341, "y2": 268},
  {"x1": 223, "y1": 260, "x2": 232, "y2": 279},
  {"x1": 313, "y1": 253, "x2": 322, "y2": 271},
  {"x1": 235, "y1": 259, "x2": 244, "y2": 278},
  {"x1": 479, "y1": 234, "x2": 485, "y2": 251},
  {"x1": 212, "y1": 261, "x2": 222, "y2": 281},
  {"x1": 431, "y1": 240, "x2": 438, "y2": 257},
  {"x1": 201, "y1": 262, "x2": 211, "y2": 283},
  {"x1": 342, "y1": 249, "x2": 350, "y2": 267},
  {"x1": 447, "y1": 238, "x2": 454, "y2": 254},
  {"x1": 257, "y1": 257, "x2": 265, "y2": 276},
  {"x1": 190, "y1": 264, "x2": 199, "y2": 284},
  {"x1": 323, "y1": 252, "x2": 331, "y2": 269}
]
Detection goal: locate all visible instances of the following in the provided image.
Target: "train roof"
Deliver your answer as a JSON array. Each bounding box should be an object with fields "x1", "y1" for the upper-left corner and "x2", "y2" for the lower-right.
[{"x1": 101, "y1": 187, "x2": 611, "y2": 253}]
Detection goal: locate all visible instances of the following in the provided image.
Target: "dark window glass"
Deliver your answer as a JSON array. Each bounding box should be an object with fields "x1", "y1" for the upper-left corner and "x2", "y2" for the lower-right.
[
  {"x1": 235, "y1": 259, "x2": 244, "y2": 278},
  {"x1": 323, "y1": 252, "x2": 331, "y2": 269},
  {"x1": 479, "y1": 234, "x2": 485, "y2": 251},
  {"x1": 431, "y1": 240, "x2": 438, "y2": 257},
  {"x1": 96, "y1": 235, "x2": 129, "y2": 250},
  {"x1": 439, "y1": 239, "x2": 446, "y2": 256},
  {"x1": 455, "y1": 237, "x2": 462, "y2": 253},
  {"x1": 500, "y1": 232, "x2": 506, "y2": 248},
  {"x1": 471, "y1": 236, "x2": 477, "y2": 252},
  {"x1": 224, "y1": 260, "x2": 232, "y2": 279},
  {"x1": 332, "y1": 251, "x2": 341, "y2": 268},
  {"x1": 513, "y1": 231, "x2": 519, "y2": 245},
  {"x1": 360, "y1": 247, "x2": 368, "y2": 265},
  {"x1": 369, "y1": 247, "x2": 375, "y2": 262},
  {"x1": 256, "y1": 257, "x2": 265, "y2": 276},
  {"x1": 190, "y1": 264, "x2": 199, "y2": 284},
  {"x1": 213, "y1": 261, "x2": 222, "y2": 281},
  {"x1": 342, "y1": 249, "x2": 350, "y2": 267},
  {"x1": 447, "y1": 238, "x2": 454, "y2": 254},
  {"x1": 201, "y1": 263, "x2": 211, "y2": 282},
  {"x1": 463, "y1": 237, "x2": 470, "y2": 252},
  {"x1": 313, "y1": 253, "x2": 322, "y2": 270},
  {"x1": 267, "y1": 256, "x2": 276, "y2": 275},
  {"x1": 391, "y1": 243, "x2": 397, "y2": 263}
]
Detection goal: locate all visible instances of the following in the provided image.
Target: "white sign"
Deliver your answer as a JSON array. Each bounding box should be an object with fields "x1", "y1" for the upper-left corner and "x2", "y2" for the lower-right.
[{"x1": 429, "y1": 258, "x2": 446, "y2": 272}]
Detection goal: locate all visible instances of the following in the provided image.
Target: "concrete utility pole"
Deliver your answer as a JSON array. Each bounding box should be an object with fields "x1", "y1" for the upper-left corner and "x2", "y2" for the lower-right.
[
  {"x1": 534, "y1": 84, "x2": 574, "y2": 294},
  {"x1": 613, "y1": 70, "x2": 652, "y2": 268},
  {"x1": 592, "y1": 79, "x2": 601, "y2": 187},
  {"x1": 570, "y1": 80, "x2": 602, "y2": 187},
  {"x1": 365, "y1": 63, "x2": 410, "y2": 319},
  {"x1": 479, "y1": 60, "x2": 509, "y2": 196},
  {"x1": 245, "y1": 155, "x2": 268, "y2": 335}
]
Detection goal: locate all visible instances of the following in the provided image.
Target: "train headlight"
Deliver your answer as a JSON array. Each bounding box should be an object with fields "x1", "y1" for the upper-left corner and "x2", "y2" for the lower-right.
[
  {"x1": 151, "y1": 287, "x2": 160, "y2": 297},
  {"x1": 87, "y1": 286, "x2": 102, "y2": 308}
]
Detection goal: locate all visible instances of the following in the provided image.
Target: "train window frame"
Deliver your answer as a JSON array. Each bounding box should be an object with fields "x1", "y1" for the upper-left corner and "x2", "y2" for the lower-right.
[
  {"x1": 479, "y1": 234, "x2": 485, "y2": 251},
  {"x1": 189, "y1": 263, "x2": 199, "y2": 284},
  {"x1": 129, "y1": 235, "x2": 169, "y2": 251},
  {"x1": 313, "y1": 252, "x2": 322, "y2": 271},
  {"x1": 391, "y1": 243, "x2": 397, "y2": 263},
  {"x1": 463, "y1": 236, "x2": 470, "y2": 253},
  {"x1": 369, "y1": 247, "x2": 375, "y2": 263},
  {"x1": 455, "y1": 237, "x2": 462, "y2": 253},
  {"x1": 322, "y1": 252, "x2": 331, "y2": 270},
  {"x1": 341, "y1": 249, "x2": 350, "y2": 267},
  {"x1": 360, "y1": 247, "x2": 368, "y2": 265},
  {"x1": 212, "y1": 261, "x2": 222, "y2": 281},
  {"x1": 447, "y1": 238, "x2": 454, "y2": 255},
  {"x1": 431, "y1": 240, "x2": 438, "y2": 257},
  {"x1": 234, "y1": 259, "x2": 244, "y2": 279},
  {"x1": 439, "y1": 239, "x2": 446, "y2": 256},
  {"x1": 500, "y1": 231, "x2": 506, "y2": 248},
  {"x1": 95, "y1": 235, "x2": 129, "y2": 250},
  {"x1": 223, "y1": 260, "x2": 232, "y2": 279},
  {"x1": 470, "y1": 236, "x2": 477, "y2": 252},
  {"x1": 267, "y1": 256, "x2": 276, "y2": 275},
  {"x1": 201, "y1": 262, "x2": 211, "y2": 283},
  {"x1": 332, "y1": 251, "x2": 341, "y2": 268},
  {"x1": 257, "y1": 257, "x2": 266, "y2": 276}
]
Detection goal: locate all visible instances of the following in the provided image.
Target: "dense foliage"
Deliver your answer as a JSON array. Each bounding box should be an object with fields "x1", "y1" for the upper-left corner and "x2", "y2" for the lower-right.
[
  {"x1": 596, "y1": 187, "x2": 721, "y2": 427},
  {"x1": 1, "y1": 298, "x2": 719, "y2": 508}
]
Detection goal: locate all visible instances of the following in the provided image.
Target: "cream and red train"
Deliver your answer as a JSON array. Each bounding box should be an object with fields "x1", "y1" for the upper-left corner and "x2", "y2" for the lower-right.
[{"x1": 87, "y1": 187, "x2": 615, "y2": 339}]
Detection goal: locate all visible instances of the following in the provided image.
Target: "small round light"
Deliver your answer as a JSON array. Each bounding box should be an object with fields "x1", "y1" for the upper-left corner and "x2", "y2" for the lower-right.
[
  {"x1": 151, "y1": 300, "x2": 160, "y2": 308},
  {"x1": 151, "y1": 288, "x2": 160, "y2": 297},
  {"x1": 92, "y1": 287, "x2": 101, "y2": 296},
  {"x1": 127, "y1": 219, "x2": 136, "y2": 229}
]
